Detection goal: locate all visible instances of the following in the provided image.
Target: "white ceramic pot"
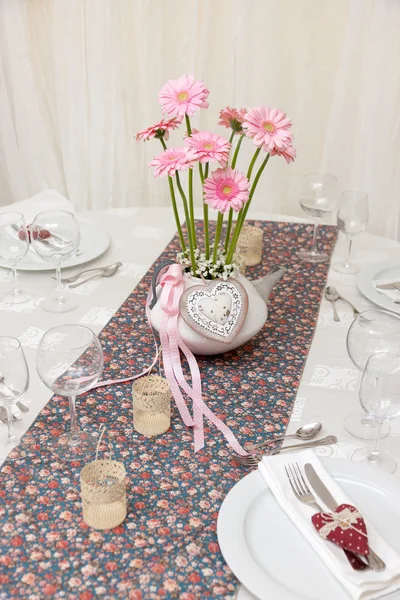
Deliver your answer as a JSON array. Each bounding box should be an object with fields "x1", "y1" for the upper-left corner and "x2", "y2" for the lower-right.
[{"x1": 149, "y1": 267, "x2": 285, "y2": 356}]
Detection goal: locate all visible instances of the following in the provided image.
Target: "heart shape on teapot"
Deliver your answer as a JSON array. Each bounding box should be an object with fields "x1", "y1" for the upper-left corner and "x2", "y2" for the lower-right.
[{"x1": 180, "y1": 279, "x2": 248, "y2": 343}]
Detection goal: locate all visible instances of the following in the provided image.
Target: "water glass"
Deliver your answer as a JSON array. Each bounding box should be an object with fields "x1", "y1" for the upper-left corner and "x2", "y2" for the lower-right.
[
  {"x1": 31, "y1": 210, "x2": 80, "y2": 313},
  {"x1": 344, "y1": 309, "x2": 400, "y2": 439},
  {"x1": 298, "y1": 173, "x2": 338, "y2": 263},
  {"x1": 0, "y1": 337, "x2": 30, "y2": 460},
  {"x1": 357, "y1": 352, "x2": 400, "y2": 473},
  {"x1": 332, "y1": 191, "x2": 369, "y2": 274},
  {"x1": 36, "y1": 325, "x2": 104, "y2": 461},
  {"x1": 0, "y1": 212, "x2": 32, "y2": 304}
]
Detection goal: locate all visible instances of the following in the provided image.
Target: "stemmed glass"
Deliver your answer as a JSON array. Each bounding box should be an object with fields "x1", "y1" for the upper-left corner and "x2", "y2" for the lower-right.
[
  {"x1": 345, "y1": 309, "x2": 400, "y2": 439},
  {"x1": 0, "y1": 337, "x2": 30, "y2": 460},
  {"x1": 36, "y1": 325, "x2": 104, "y2": 461},
  {"x1": 31, "y1": 210, "x2": 80, "y2": 313},
  {"x1": 298, "y1": 173, "x2": 338, "y2": 263},
  {"x1": 358, "y1": 352, "x2": 400, "y2": 473},
  {"x1": 0, "y1": 212, "x2": 32, "y2": 304},
  {"x1": 332, "y1": 191, "x2": 369, "y2": 274}
]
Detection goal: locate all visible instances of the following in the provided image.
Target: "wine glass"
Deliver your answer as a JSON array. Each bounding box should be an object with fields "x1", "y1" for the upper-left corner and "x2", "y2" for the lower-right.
[
  {"x1": 298, "y1": 173, "x2": 338, "y2": 263},
  {"x1": 332, "y1": 191, "x2": 369, "y2": 274},
  {"x1": 36, "y1": 325, "x2": 104, "y2": 461},
  {"x1": 344, "y1": 309, "x2": 400, "y2": 439},
  {"x1": 357, "y1": 352, "x2": 400, "y2": 473},
  {"x1": 0, "y1": 212, "x2": 32, "y2": 304},
  {"x1": 31, "y1": 210, "x2": 80, "y2": 313},
  {"x1": 0, "y1": 337, "x2": 30, "y2": 460}
]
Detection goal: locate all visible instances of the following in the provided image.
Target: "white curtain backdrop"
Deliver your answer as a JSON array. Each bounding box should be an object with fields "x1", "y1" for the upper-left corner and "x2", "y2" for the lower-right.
[{"x1": 0, "y1": 0, "x2": 399, "y2": 238}]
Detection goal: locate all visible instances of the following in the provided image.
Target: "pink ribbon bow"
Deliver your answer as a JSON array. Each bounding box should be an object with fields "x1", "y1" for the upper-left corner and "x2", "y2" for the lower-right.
[{"x1": 152, "y1": 263, "x2": 248, "y2": 455}]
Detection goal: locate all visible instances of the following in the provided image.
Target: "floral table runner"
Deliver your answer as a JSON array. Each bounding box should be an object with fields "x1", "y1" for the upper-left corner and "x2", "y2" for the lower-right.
[{"x1": 0, "y1": 220, "x2": 337, "y2": 599}]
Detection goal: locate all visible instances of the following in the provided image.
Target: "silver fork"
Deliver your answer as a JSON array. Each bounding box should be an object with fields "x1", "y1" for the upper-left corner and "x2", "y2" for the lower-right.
[
  {"x1": 285, "y1": 462, "x2": 384, "y2": 572},
  {"x1": 233, "y1": 435, "x2": 337, "y2": 467}
]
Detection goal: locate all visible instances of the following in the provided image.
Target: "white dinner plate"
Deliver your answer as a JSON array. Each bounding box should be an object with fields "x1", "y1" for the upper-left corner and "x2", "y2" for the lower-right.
[
  {"x1": 357, "y1": 257, "x2": 400, "y2": 315},
  {"x1": 0, "y1": 220, "x2": 110, "y2": 271},
  {"x1": 217, "y1": 459, "x2": 400, "y2": 600}
]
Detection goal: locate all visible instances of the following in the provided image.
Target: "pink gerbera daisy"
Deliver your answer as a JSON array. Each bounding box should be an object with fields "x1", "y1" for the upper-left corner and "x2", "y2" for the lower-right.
[
  {"x1": 242, "y1": 107, "x2": 293, "y2": 152},
  {"x1": 150, "y1": 148, "x2": 196, "y2": 178},
  {"x1": 158, "y1": 75, "x2": 209, "y2": 117},
  {"x1": 270, "y1": 145, "x2": 297, "y2": 164},
  {"x1": 136, "y1": 116, "x2": 182, "y2": 142},
  {"x1": 184, "y1": 131, "x2": 231, "y2": 167},
  {"x1": 203, "y1": 167, "x2": 250, "y2": 213},
  {"x1": 218, "y1": 107, "x2": 247, "y2": 133}
]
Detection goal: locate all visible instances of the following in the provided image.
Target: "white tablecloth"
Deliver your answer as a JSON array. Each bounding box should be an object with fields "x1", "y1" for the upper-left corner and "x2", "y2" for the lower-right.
[{"x1": 1, "y1": 207, "x2": 400, "y2": 470}]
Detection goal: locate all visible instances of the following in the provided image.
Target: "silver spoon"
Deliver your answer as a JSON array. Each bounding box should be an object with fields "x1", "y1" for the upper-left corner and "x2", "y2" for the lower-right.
[
  {"x1": 324, "y1": 287, "x2": 340, "y2": 322},
  {"x1": 69, "y1": 262, "x2": 122, "y2": 288},
  {"x1": 245, "y1": 422, "x2": 322, "y2": 451},
  {"x1": 326, "y1": 285, "x2": 359, "y2": 315}
]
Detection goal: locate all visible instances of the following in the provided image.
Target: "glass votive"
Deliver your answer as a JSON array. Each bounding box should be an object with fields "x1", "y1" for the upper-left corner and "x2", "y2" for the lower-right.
[
  {"x1": 237, "y1": 225, "x2": 263, "y2": 266},
  {"x1": 80, "y1": 459, "x2": 127, "y2": 530},
  {"x1": 132, "y1": 375, "x2": 171, "y2": 436},
  {"x1": 235, "y1": 253, "x2": 246, "y2": 276}
]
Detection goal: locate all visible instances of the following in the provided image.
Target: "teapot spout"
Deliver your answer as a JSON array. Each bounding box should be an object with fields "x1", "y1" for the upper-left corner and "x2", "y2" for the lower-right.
[{"x1": 253, "y1": 265, "x2": 285, "y2": 302}]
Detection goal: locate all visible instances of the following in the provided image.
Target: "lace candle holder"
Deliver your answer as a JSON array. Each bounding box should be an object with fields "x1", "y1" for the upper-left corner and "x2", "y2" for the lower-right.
[
  {"x1": 132, "y1": 375, "x2": 171, "y2": 436},
  {"x1": 80, "y1": 459, "x2": 127, "y2": 530},
  {"x1": 237, "y1": 225, "x2": 263, "y2": 266}
]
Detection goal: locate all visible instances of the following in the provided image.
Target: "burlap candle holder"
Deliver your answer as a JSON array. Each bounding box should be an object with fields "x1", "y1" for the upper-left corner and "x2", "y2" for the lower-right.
[
  {"x1": 132, "y1": 375, "x2": 171, "y2": 437},
  {"x1": 80, "y1": 429, "x2": 127, "y2": 530},
  {"x1": 237, "y1": 225, "x2": 263, "y2": 266}
]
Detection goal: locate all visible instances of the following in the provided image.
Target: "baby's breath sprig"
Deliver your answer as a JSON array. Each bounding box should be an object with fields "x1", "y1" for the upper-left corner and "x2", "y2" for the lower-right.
[{"x1": 177, "y1": 247, "x2": 241, "y2": 280}]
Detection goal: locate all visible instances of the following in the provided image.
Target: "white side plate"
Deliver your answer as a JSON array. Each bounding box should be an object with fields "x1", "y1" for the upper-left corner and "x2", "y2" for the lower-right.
[
  {"x1": 357, "y1": 257, "x2": 400, "y2": 315},
  {"x1": 0, "y1": 220, "x2": 110, "y2": 272},
  {"x1": 218, "y1": 459, "x2": 400, "y2": 600}
]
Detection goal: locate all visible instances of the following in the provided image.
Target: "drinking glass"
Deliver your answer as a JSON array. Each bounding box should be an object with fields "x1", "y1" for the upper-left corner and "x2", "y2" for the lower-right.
[
  {"x1": 357, "y1": 352, "x2": 400, "y2": 473},
  {"x1": 0, "y1": 212, "x2": 32, "y2": 304},
  {"x1": 31, "y1": 210, "x2": 80, "y2": 313},
  {"x1": 36, "y1": 325, "x2": 104, "y2": 461},
  {"x1": 0, "y1": 337, "x2": 30, "y2": 460},
  {"x1": 298, "y1": 173, "x2": 338, "y2": 263},
  {"x1": 332, "y1": 191, "x2": 369, "y2": 274},
  {"x1": 344, "y1": 309, "x2": 400, "y2": 439}
]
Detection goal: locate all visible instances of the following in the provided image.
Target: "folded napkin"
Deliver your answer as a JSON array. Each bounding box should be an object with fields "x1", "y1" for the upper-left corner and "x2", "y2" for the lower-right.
[
  {"x1": 258, "y1": 450, "x2": 400, "y2": 600},
  {"x1": 373, "y1": 277, "x2": 400, "y2": 303},
  {"x1": 0, "y1": 189, "x2": 75, "y2": 223}
]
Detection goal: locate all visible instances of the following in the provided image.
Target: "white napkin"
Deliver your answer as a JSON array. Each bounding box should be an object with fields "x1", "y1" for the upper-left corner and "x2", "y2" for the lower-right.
[
  {"x1": 373, "y1": 277, "x2": 400, "y2": 303},
  {"x1": 258, "y1": 450, "x2": 400, "y2": 600},
  {"x1": 0, "y1": 189, "x2": 75, "y2": 223}
]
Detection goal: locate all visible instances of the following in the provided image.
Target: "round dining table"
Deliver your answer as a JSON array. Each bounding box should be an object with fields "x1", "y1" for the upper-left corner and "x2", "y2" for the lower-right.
[{"x1": 1, "y1": 206, "x2": 400, "y2": 598}]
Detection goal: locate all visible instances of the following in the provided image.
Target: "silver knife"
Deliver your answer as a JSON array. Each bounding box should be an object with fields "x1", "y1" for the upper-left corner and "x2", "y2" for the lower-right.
[
  {"x1": 375, "y1": 282, "x2": 400, "y2": 290},
  {"x1": 304, "y1": 463, "x2": 386, "y2": 572}
]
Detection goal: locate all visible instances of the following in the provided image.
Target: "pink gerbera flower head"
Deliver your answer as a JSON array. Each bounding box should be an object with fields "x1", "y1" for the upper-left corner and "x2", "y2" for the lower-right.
[
  {"x1": 242, "y1": 106, "x2": 293, "y2": 153},
  {"x1": 203, "y1": 167, "x2": 250, "y2": 214},
  {"x1": 135, "y1": 116, "x2": 182, "y2": 142},
  {"x1": 184, "y1": 131, "x2": 231, "y2": 167},
  {"x1": 218, "y1": 107, "x2": 247, "y2": 134},
  {"x1": 150, "y1": 147, "x2": 196, "y2": 178},
  {"x1": 270, "y1": 145, "x2": 297, "y2": 164},
  {"x1": 158, "y1": 75, "x2": 210, "y2": 117}
]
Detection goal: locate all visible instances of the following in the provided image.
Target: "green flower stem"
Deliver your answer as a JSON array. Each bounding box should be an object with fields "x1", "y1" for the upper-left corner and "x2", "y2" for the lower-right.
[
  {"x1": 228, "y1": 130, "x2": 235, "y2": 146},
  {"x1": 168, "y1": 176, "x2": 186, "y2": 251},
  {"x1": 199, "y1": 163, "x2": 210, "y2": 259},
  {"x1": 247, "y1": 147, "x2": 261, "y2": 180},
  {"x1": 204, "y1": 163, "x2": 209, "y2": 179},
  {"x1": 213, "y1": 212, "x2": 224, "y2": 264},
  {"x1": 176, "y1": 172, "x2": 197, "y2": 271},
  {"x1": 224, "y1": 208, "x2": 234, "y2": 253},
  {"x1": 231, "y1": 134, "x2": 245, "y2": 169},
  {"x1": 184, "y1": 115, "x2": 197, "y2": 250},
  {"x1": 160, "y1": 137, "x2": 186, "y2": 252},
  {"x1": 226, "y1": 153, "x2": 270, "y2": 263}
]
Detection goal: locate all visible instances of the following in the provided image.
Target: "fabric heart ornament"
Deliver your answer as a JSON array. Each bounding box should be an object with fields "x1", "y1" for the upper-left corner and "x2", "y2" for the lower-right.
[
  {"x1": 312, "y1": 503, "x2": 369, "y2": 557},
  {"x1": 180, "y1": 278, "x2": 248, "y2": 343}
]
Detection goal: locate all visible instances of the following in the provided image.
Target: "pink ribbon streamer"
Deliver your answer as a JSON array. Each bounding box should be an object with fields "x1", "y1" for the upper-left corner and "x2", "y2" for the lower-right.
[{"x1": 152, "y1": 263, "x2": 248, "y2": 456}]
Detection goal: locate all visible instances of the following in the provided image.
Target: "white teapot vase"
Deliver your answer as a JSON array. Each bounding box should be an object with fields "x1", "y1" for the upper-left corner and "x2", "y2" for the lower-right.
[{"x1": 149, "y1": 266, "x2": 285, "y2": 356}]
